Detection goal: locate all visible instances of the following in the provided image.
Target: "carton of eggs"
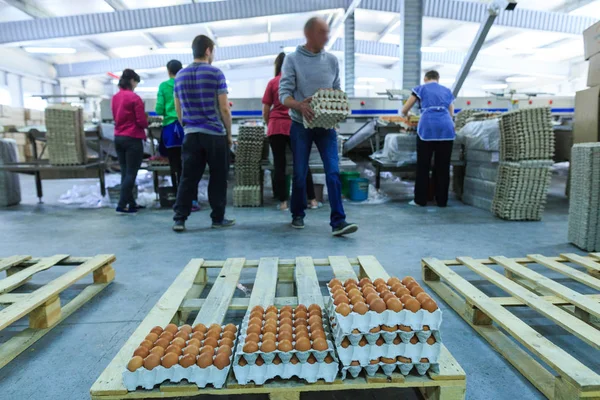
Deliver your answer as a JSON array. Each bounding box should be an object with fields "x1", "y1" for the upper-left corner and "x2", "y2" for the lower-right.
[
  {"x1": 123, "y1": 323, "x2": 238, "y2": 390},
  {"x1": 232, "y1": 304, "x2": 340, "y2": 385},
  {"x1": 304, "y1": 89, "x2": 351, "y2": 130}
]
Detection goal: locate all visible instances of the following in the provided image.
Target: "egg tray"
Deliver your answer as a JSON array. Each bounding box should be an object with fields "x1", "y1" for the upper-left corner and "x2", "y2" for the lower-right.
[
  {"x1": 122, "y1": 325, "x2": 238, "y2": 391},
  {"x1": 330, "y1": 317, "x2": 439, "y2": 346},
  {"x1": 341, "y1": 361, "x2": 439, "y2": 380},
  {"x1": 334, "y1": 337, "x2": 442, "y2": 366},
  {"x1": 233, "y1": 354, "x2": 340, "y2": 385}
]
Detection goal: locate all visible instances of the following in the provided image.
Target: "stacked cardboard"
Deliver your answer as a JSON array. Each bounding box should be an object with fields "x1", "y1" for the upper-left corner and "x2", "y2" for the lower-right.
[
  {"x1": 568, "y1": 143, "x2": 600, "y2": 250},
  {"x1": 234, "y1": 126, "x2": 265, "y2": 207},
  {"x1": 499, "y1": 108, "x2": 554, "y2": 161},
  {"x1": 45, "y1": 105, "x2": 87, "y2": 165},
  {"x1": 0, "y1": 139, "x2": 21, "y2": 207},
  {"x1": 574, "y1": 20, "x2": 600, "y2": 144},
  {"x1": 305, "y1": 89, "x2": 351, "y2": 129}
]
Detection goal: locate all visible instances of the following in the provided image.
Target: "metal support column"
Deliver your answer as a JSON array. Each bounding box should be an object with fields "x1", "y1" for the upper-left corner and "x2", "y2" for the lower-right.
[
  {"x1": 344, "y1": 11, "x2": 355, "y2": 97},
  {"x1": 402, "y1": 0, "x2": 423, "y2": 90}
]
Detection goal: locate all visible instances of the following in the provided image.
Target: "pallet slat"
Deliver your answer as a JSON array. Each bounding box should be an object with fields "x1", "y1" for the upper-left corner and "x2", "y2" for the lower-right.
[
  {"x1": 0, "y1": 255, "x2": 32, "y2": 273},
  {"x1": 248, "y1": 257, "x2": 279, "y2": 309},
  {"x1": 423, "y1": 257, "x2": 600, "y2": 390},
  {"x1": 193, "y1": 258, "x2": 245, "y2": 326},
  {"x1": 528, "y1": 254, "x2": 600, "y2": 291},
  {"x1": 294, "y1": 257, "x2": 323, "y2": 307},
  {"x1": 560, "y1": 253, "x2": 600, "y2": 274},
  {"x1": 0, "y1": 254, "x2": 69, "y2": 293},
  {"x1": 328, "y1": 256, "x2": 358, "y2": 282},
  {"x1": 357, "y1": 255, "x2": 390, "y2": 280}
]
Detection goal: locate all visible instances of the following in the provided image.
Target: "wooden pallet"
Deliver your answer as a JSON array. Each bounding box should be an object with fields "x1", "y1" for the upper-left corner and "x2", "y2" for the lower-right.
[
  {"x1": 0, "y1": 254, "x2": 115, "y2": 369},
  {"x1": 422, "y1": 253, "x2": 600, "y2": 400},
  {"x1": 91, "y1": 256, "x2": 466, "y2": 400}
]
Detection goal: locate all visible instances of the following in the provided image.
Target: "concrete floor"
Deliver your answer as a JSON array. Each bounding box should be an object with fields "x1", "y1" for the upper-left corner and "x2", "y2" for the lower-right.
[{"x1": 0, "y1": 172, "x2": 596, "y2": 400}]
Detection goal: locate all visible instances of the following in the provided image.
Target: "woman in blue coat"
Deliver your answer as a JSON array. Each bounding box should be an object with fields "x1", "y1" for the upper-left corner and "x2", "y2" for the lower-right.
[{"x1": 402, "y1": 70, "x2": 455, "y2": 207}]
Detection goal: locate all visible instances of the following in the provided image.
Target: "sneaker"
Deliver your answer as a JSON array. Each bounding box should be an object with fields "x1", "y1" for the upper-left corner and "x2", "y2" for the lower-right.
[
  {"x1": 172, "y1": 220, "x2": 186, "y2": 232},
  {"x1": 332, "y1": 222, "x2": 358, "y2": 236},
  {"x1": 212, "y1": 219, "x2": 236, "y2": 229},
  {"x1": 133, "y1": 204, "x2": 146, "y2": 210},
  {"x1": 291, "y1": 217, "x2": 305, "y2": 229},
  {"x1": 116, "y1": 207, "x2": 137, "y2": 215},
  {"x1": 191, "y1": 201, "x2": 201, "y2": 212},
  {"x1": 308, "y1": 201, "x2": 323, "y2": 210}
]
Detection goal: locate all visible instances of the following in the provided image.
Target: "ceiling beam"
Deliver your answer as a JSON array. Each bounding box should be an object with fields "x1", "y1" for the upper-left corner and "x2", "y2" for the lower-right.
[
  {"x1": 554, "y1": 0, "x2": 597, "y2": 13},
  {"x1": 377, "y1": 15, "x2": 402, "y2": 42},
  {"x1": 104, "y1": 0, "x2": 164, "y2": 48},
  {"x1": 1, "y1": 0, "x2": 595, "y2": 45},
  {"x1": 326, "y1": 0, "x2": 363, "y2": 51}
]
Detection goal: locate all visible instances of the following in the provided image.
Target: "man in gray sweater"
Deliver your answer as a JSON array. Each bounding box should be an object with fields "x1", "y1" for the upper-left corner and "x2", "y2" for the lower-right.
[{"x1": 279, "y1": 17, "x2": 358, "y2": 236}]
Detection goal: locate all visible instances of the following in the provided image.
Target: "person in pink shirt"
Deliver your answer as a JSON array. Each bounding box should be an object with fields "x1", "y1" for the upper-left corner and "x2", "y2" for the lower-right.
[
  {"x1": 263, "y1": 52, "x2": 319, "y2": 211},
  {"x1": 111, "y1": 69, "x2": 149, "y2": 214}
]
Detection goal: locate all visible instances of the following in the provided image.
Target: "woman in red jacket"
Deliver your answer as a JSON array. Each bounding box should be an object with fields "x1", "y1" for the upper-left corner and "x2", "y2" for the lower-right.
[
  {"x1": 111, "y1": 69, "x2": 148, "y2": 214},
  {"x1": 263, "y1": 53, "x2": 319, "y2": 211}
]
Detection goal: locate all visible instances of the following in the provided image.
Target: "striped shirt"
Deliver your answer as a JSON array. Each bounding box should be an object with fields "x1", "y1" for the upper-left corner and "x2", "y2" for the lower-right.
[{"x1": 174, "y1": 62, "x2": 228, "y2": 135}]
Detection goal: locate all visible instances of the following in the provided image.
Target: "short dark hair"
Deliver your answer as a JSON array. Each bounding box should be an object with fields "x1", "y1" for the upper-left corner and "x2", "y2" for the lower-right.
[
  {"x1": 118, "y1": 69, "x2": 140, "y2": 90},
  {"x1": 167, "y1": 60, "x2": 183, "y2": 76},
  {"x1": 304, "y1": 17, "x2": 322, "y2": 32},
  {"x1": 192, "y1": 35, "x2": 215, "y2": 59},
  {"x1": 274, "y1": 52, "x2": 285, "y2": 77},
  {"x1": 425, "y1": 70, "x2": 440, "y2": 81}
]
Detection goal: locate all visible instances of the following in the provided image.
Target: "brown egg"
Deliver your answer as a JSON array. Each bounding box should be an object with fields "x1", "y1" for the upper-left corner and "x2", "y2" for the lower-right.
[
  {"x1": 191, "y1": 331, "x2": 205, "y2": 342},
  {"x1": 423, "y1": 325, "x2": 430, "y2": 331},
  {"x1": 370, "y1": 326, "x2": 381, "y2": 333},
  {"x1": 183, "y1": 345, "x2": 200, "y2": 357},
  {"x1": 399, "y1": 325, "x2": 412, "y2": 332},
  {"x1": 164, "y1": 323, "x2": 178, "y2": 334},
  {"x1": 175, "y1": 331, "x2": 190, "y2": 341},
  {"x1": 221, "y1": 331, "x2": 236, "y2": 341},
  {"x1": 196, "y1": 352, "x2": 213, "y2": 368},
  {"x1": 369, "y1": 298, "x2": 386, "y2": 313},
  {"x1": 387, "y1": 277, "x2": 401, "y2": 286},
  {"x1": 127, "y1": 356, "x2": 143, "y2": 372},
  {"x1": 311, "y1": 330, "x2": 326, "y2": 340},
  {"x1": 398, "y1": 356, "x2": 412, "y2": 363},
  {"x1": 420, "y1": 358, "x2": 430, "y2": 363},
  {"x1": 366, "y1": 292, "x2": 380, "y2": 304},
  {"x1": 251, "y1": 305, "x2": 264, "y2": 315},
  {"x1": 277, "y1": 339, "x2": 293, "y2": 352},
  {"x1": 350, "y1": 361, "x2": 360, "y2": 366},
  {"x1": 193, "y1": 323, "x2": 207, "y2": 334},
  {"x1": 178, "y1": 353, "x2": 195, "y2": 368},
  {"x1": 410, "y1": 335, "x2": 419, "y2": 344},
  {"x1": 427, "y1": 336, "x2": 437, "y2": 345},
  {"x1": 143, "y1": 354, "x2": 161, "y2": 370},
  {"x1": 343, "y1": 278, "x2": 358, "y2": 288},
  {"x1": 262, "y1": 324, "x2": 278, "y2": 335},
  {"x1": 295, "y1": 304, "x2": 308, "y2": 313},
  {"x1": 362, "y1": 285, "x2": 377, "y2": 295},
  {"x1": 310, "y1": 322, "x2": 324, "y2": 334},
  {"x1": 172, "y1": 337, "x2": 186, "y2": 348},
  {"x1": 390, "y1": 283, "x2": 405, "y2": 294},
  {"x1": 165, "y1": 344, "x2": 182, "y2": 355},
  {"x1": 332, "y1": 286, "x2": 346, "y2": 298},
  {"x1": 217, "y1": 346, "x2": 232, "y2": 357},
  {"x1": 358, "y1": 278, "x2": 372, "y2": 287},
  {"x1": 279, "y1": 317, "x2": 293, "y2": 327},
  {"x1": 278, "y1": 331, "x2": 293, "y2": 342},
  {"x1": 345, "y1": 283, "x2": 359, "y2": 293},
  {"x1": 294, "y1": 318, "x2": 308, "y2": 328},
  {"x1": 386, "y1": 298, "x2": 403, "y2": 312},
  {"x1": 249, "y1": 313, "x2": 263, "y2": 323},
  {"x1": 341, "y1": 338, "x2": 351, "y2": 348},
  {"x1": 154, "y1": 337, "x2": 170, "y2": 349},
  {"x1": 295, "y1": 325, "x2": 309, "y2": 335},
  {"x1": 333, "y1": 294, "x2": 349, "y2": 306},
  {"x1": 416, "y1": 292, "x2": 430, "y2": 303},
  {"x1": 336, "y1": 303, "x2": 351, "y2": 317},
  {"x1": 266, "y1": 305, "x2": 278, "y2": 314},
  {"x1": 352, "y1": 329, "x2": 361, "y2": 334},
  {"x1": 411, "y1": 286, "x2": 425, "y2": 297},
  {"x1": 295, "y1": 331, "x2": 309, "y2": 342},
  {"x1": 278, "y1": 305, "x2": 291, "y2": 314},
  {"x1": 359, "y1": 337, "x2": 368, "y2": 347},
  {"x1": 150, "y1": 346, "x2": 165, "y2": 358},
  {"x1": 307, "y1": 354, "x2": 317, "y2": 364},
  {"x1": 260, "y1": 340, "x2": 276, "y2": 352},
  {"x1": 375, "y1": 284, "x2": 388, "y2": 294},
  {"x1": 294, "y1": 309, "x2": 308, "y2": 320},
  {"x1": 295, "y1": 337, "x2": 311, "y2": 351},
  {"x1": 370, "y1": 358, "x2": 380, "y2": 365},
  {"x1": 208, "y1": 323, "x2": 222, "y2": 333},
  {"x1": 309, "y1": 309, "x2": 322, "y2": 319},
  {"x1": 265, "y1": 312, "x2": 278, "y2": 321},
  {"x1": 277, "y1": 326, "x2": 292, "y2": 338},
  {"x1": 381, "y1": 357, "x2": 396, "y2": 364},
  {"x1": 395, "y1": 287, "x2": 411, "y2": 297},
  {"x1": 382, "y1": 325, "x2": 397, "y2": 332},
  {"x1": 139, "y1": 340, "x2": 154, "y2": 350},
  {"x1": 159, "y1": 331, "x2": 174, "y2": 342},
  {"x1": 406, "y1": 281, "x2": 420, "y2": 291},
  {"x1": 243, "y1": 341, "x2": 258, "y2": 353},
  {"x1": 323, "y1": 355, "x2": 333, "y2": 364},
  {"x1": 393, "y1": 336, "x2": 402, "y2": 345},
  {"x1": 246, "y1": 324, "x2": 262, "y2": 336},
  {"x1": 422, "y1": 299, "x2": 438, "y2": 312},
  {"x1": 245, "y1": 333, "x2": 260, "y2": 343},
  {"x1": 205, "y1": 330, "x2": 221, "y2": 341},
  {"x1": 402, "y1": 276, "x2": 416, "y2": 286},
  {"x1": 329, "y1": 278, "x2": 342, "y2": 289},
  {"x1": 352, "y1": 302, "x2": 368, "y2": 315},
  {"x1": 249, "y1": 317, "x2": 262, "y2": 327},
  {"x1": 145, "y1": 333, "x2": 159, "y2": 343},
  {"x1": 187, "y1": 338, "x2": 201, "y2": 349},
  {"x1": 306, "y1": 314, "x2": 320, "y2": 325},
  {"x1": 290, "y1": 355, "x2": 299, "y2": 365},
  {"x1": 399, "y1": 294, "x2": 412, "y2": 305},
  {"x1": 223, "y1": 324, "x2": 237, "y2": 334},
  {"x1": 179, "y1": 324, "x2": 193, "y2": 334},
  {"x1": 308, "y1": 304, "x2": 322, "y2": 313},
  {"x1": 350, "y1": 295, "x2": 365, "y2": 306},
  {"x1": 161, "y1": 352, "x2": 179, "y2": 368},
  {"x1": 312, "y1": 338, "x2": 328, "y2": 351},
  {"x1": 252, "y1": 356, "x2": 263, "y2": 366},
  {"x1": 382, "y1": 292, "x2": 397, "y2": 303},
  {"x1": 133, "y1": 346, "x2": 149, "y2": 358},
  {"x1": 200, "y1": 345, "x2": 215, "y2": 356},
  {"x1": 203, "y1": 337, "x2": 219, "y2": 349},
  {"x1": 238, "y1": 356, "x2": 248, "y2": 366},
  {"x1": 346, "y1": 287, "x2": 361, "y2": 298},
  {"x1": 150, "y1": 326, "x2": 163, "y2": 336},
  {"x1": 405, "y1": 298, "x2": 421, "y2": 313},
  {"x1": 279, "y1": 311, "x2": 293, "y2": 321},
  {"x1": 373, "y1": 278, "x2": 386, "y2": 286},
  {"x1": 376, "y1": 337, "x2": 385, "y2": 346}
]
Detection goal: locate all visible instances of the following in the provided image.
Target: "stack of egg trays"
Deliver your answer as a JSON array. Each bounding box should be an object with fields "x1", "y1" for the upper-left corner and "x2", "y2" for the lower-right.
[
  {"x1": 492, "y1": 160, "x2": 553, "y2": 221},
  {"x1": 568, "y1": 144, "x2": 600, "y2": 250},
  {"x1": 234, "y1": 126, "x2": 265, "y2": 205},
  {"x1": 499, "y1": 108, "x2": 554, "y2": 162},
  {"x1": 304, "y1": 89, "x2": 351, "y2": 130},
  {"x1": 0, "y1": 139, "x2": 21, "y2": 207},
  {"x1": 45, "y1": 105, "x2": 87, "y2": 165},
  {"x1": 232, "y1": 312, "x2": 339, "y2": 385},
  {"x1": 122, "y1": 325, "x2": 238, "y2": 390},
  {"x1": 233, "y1": 185, "x2": 262, "y2": 207}
]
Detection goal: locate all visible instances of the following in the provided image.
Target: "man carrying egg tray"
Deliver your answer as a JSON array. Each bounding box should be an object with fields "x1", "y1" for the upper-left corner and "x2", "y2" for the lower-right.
[{"x1": 279, "y1": 17, "x2": 358, "y2": 237}]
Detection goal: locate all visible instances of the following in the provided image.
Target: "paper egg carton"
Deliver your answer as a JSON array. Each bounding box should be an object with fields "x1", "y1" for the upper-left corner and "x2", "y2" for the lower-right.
[
  {"x1": 499, "y1": 108, "x2": 554, "y2": 162},
  {"x1": 304, "y1": 89, "x2": 351, "y2": 130},
  {"x1": 233, "y1": 357, "x2": 339, "y2": 385},
  {"x1": 122, "y1": 324, "x2": 238, "y2": 391},
  {"x1": 45, "y1": 105, "x2": 87, "y2": 165},
  {"x1": 341, "y1": 360, "x2": 439, "y2": 379},
  {"x1": 233, "y1": 185, "x2": 262, "y2": 207},
  {"x1": 330, "y1": 320, "x2": 438, "y2": 346}
]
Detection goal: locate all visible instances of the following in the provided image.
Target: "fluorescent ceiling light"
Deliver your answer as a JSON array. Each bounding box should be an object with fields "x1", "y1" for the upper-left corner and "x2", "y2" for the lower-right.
[
  {"x1": 135, "y1": 87, "x2": 159, "y2": 92},
  {"x1": 155, "y1": 48, "x2": 192, "y2": 55},
  {"x1": 283, "y1": 46, "x2": 296, "y2": 54},
  {"x1": 24, "y1": 47, "x2": 76, "y2": 54},
  {"x1": 421, "y1": 47, "x2": 447, "y2": 53},
  {"x1": 354, "y1": 84, "x2": 375, "y2": 90},
  {"x1": 505, "y1": 76, "x2": 537, "y2": 83},
  {"x1": 482, "y1": 84, "x2": 508, "y2": 90},
  {"x1": 357, "y1": 77, "x2": 387, "y2": 82}
]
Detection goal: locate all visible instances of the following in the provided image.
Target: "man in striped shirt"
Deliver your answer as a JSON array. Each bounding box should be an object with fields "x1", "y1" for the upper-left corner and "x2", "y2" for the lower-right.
[{"x1": 172, "y1": 35, "x2": 235, "y2": 232}]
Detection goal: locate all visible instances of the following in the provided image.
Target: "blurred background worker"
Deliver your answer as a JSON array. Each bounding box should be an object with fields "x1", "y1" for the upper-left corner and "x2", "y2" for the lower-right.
[
  {"x1": 156, "y1": 60, "x2": 200, "y2": 212},
  {"x1": 402, "y1": 70, "x2": 455, "y2": 208},
  {"x1": 262, "y1": 52, "x2": 321, "y2": 212},
  {"x1": 111, "y1": 68, "x2": 148, "y2": 214}
]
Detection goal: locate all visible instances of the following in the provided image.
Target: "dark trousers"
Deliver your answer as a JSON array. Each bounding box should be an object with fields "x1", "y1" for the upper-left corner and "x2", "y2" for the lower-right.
[
  {"x1": 115, "y1": 136, "x2": 143, "y2": 209},
  {"x1": 269, "y1": 134, "x2": 316, "y2": 202},
  {"x1": 415, "y1": 137, "x2": 453, "y2": 207},
  {"x1": 174, "y1": 133, "x2": 229, "y2": 223},
  {"x1": 166, "y1": 146, "x2": 182, "y2": 188},
  {"x1": 290, "y1": 122, "x2": 345, "y2": 228}
]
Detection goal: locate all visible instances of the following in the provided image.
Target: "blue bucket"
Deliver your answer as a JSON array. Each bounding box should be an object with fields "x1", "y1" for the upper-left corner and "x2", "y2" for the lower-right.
[{"x1": 349, "y1": 178, "x2": 369, "y2": 202}]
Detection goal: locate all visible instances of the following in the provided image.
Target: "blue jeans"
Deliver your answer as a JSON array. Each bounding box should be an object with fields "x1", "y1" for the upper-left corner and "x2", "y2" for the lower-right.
[{"x1": 290, "y1": 121, "x2": 346, "y2": 228}]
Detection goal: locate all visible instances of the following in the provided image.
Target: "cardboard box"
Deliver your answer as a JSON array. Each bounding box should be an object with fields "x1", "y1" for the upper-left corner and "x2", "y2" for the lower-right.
[
  {"x1": 574, "y1": 86, "x2": 600, "y2": 144},
  {"x1": 584, "y1": 20, "x2": 600, "y2": 60},
  {"x1": 588, "y1": 53, "x2": 600, "y2": 87}
]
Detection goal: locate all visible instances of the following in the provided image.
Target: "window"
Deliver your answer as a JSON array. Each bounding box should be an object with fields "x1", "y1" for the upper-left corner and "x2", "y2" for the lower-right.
[{"x1": 0, "y1": 86, "x2": 11, "y2": 106}]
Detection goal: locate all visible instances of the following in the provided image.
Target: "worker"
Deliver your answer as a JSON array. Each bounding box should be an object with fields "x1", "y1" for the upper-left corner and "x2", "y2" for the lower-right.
[
  {"x1": 156, "y1": 59, "x2": 200, "y2": 212},
  {"x1": 262, "y1": 52, "x2": 321, "y2": 212},
  {"x1": 172, "y1": 35, "x2": 234, "y2": 232},
  {"x1": 279, "y1": 17, "x2": 358, "y2": 236},
  {"x1": 111, "y1": 68, "x2": 148, "y2": 214},
  {"x1": 401, "y1": 70, "x2": 455, "y2": 208}
]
